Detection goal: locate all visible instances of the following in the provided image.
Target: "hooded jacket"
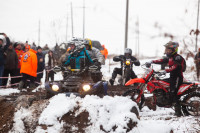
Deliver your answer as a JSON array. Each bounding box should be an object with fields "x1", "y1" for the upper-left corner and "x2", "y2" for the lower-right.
[
  {"x1": 0, "y1": 37, "x2": 10, "y2": 66},
  {"x1": 87, "y1": 47, "x2": 105, "y2": 65},
  {"x1": 20, "y1": 49, "x2": 38, "y2": 77},
  {"x1": 65, "y1": 46, "x2": 93, "y2": 69}
]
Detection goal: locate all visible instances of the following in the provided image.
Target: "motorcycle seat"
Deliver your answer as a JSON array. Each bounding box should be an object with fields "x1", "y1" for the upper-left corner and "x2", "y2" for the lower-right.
[{"x1": 182, "y1": 82, "x2": 193, "y2": 85}]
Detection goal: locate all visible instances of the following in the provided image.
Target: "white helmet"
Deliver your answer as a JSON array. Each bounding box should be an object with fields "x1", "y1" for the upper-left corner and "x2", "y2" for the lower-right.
[{"x1": 124, "y1": 48, "x2": 132, "y2": 55}]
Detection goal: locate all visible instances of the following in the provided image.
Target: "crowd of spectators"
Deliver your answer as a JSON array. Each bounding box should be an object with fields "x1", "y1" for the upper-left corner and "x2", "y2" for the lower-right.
[{"x1": 0, "y1": 33, "x2": 55, "y2": 90}]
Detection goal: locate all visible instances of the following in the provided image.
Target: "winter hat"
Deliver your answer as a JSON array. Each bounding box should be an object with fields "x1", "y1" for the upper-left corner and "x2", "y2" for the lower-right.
[
  {"x1": 25, "y1": 45, "x2": 30, "y2": 50},
  {"x1": 31, "y1": 45, "x2": 37, "y2": 51},
  {"x1": 14, "y1": 42, "x2": 22, "y2": 48},
  {"x1": 37, "y1": 46, "x2": 42, "y2": 50}
]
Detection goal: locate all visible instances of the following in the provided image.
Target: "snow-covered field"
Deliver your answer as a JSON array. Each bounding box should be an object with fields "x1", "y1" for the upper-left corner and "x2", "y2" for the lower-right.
[{"x1": 1, "y1": 58, "x2": 200, "y2": 133}]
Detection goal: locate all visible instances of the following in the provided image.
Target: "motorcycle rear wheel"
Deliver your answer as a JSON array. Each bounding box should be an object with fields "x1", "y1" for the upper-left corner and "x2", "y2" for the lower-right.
[{"x1": 182, "y1": 92, "x2": 200, "y2": 116}]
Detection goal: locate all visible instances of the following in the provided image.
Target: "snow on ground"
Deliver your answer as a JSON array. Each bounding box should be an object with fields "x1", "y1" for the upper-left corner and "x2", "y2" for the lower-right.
[
  {"x1": 2, "y1": 57, "x2": 200, "y2": 133},
  {"x1": 0, "y1": 88, "x2": 19, "y2": 96}
]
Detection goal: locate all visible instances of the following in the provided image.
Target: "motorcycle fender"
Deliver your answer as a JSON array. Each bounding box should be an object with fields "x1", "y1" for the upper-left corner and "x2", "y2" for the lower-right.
[
  {"x1": 177, "y1": 84, "x2": 193, "y2": 95},
  {"x1": 125, "y1": 78, "x2": 145, "y2": 86}
]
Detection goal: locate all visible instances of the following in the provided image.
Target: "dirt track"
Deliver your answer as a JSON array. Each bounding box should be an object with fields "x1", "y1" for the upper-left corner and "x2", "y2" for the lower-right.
[{"x1": 0, "y1": 87, "x2": 137, "y2": 133}]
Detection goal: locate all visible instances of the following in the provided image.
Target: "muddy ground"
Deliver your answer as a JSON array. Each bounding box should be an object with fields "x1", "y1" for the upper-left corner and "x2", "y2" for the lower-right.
[{"x1": 0, "y1": 87, "x2": 138, "y2": 133}]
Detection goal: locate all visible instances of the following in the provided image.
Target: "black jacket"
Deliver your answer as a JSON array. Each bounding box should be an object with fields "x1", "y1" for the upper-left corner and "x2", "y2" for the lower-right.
[
  {"x1": 37, "y1": 52, "x2": 45, "y2": 78},
  {"x1": 113, "y1": 55, "x2": 140, "y2": 68},
  {"x1": 4, "y1": 48, "x2": 18, "y2": 70},
  {"x1": 0, "y1": 37, "x2": 10, "y2": 66}
]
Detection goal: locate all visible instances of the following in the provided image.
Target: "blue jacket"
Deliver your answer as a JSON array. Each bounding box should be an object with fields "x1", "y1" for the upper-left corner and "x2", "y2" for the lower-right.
[
  {"x1": 64, "y1": 47, "x2": 93, "y2": 69},
  {"x1": 0, "y1": 37, "x2": 10, "y2": 66}
]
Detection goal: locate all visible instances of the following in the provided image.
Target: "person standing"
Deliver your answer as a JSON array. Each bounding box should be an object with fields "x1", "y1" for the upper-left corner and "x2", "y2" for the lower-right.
[
  {"x1": 36, "y1": 46, "x2": 45, "y2": 86},
  {"x1": 45, "y1": 50, "x2": 55, "y2": 81},
  {"x1": 19, "y1": 46, "x2": 38, "y2": 90},
  {"x1": 14, "y1": 42, "x2": 24, "y2": 84},
  {"x1": 0, "y1": 33, "x2": 10, "y2": 87},
  {"x1": 194, "y1": 48, "x2": 200, "y2": 81},
  {"x1": 2, "y1": 43, "x2": 18, "y2": 87},
  {"x1": 100, "y1": 44, "x2": 108, "y2": 59}
]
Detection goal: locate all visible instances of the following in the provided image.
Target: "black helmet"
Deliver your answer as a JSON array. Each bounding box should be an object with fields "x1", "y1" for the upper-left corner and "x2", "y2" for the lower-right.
[{"x1": 164, "y1": 41, "x2": 179, "y2": 57}]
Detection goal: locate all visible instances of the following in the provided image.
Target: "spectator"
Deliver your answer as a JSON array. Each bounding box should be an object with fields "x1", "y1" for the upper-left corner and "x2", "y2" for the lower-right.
[
  {"x1": 45, "y1": 50, "x2": 55, "y2": 81},
  {"x1": 194, "y1": 48, "x2": 200, "y2": 81},
  {"x1": 43, "y1": 44, "x2": 49, "y2": 51},
  {"x1": 25, "y1": 45, "x2": 30, "y2": 52},
  {"x1": 100, "y1": 44, "x2": 108, "y2": 59},
  {"x1": 19, "y1": 46, "x2": 38, "y2": 90},
  {"x1": 2, "y1": 43, "x2": 18, "y2": 87},
  {"x1": 36, "y1": 46, "x2": 45, "y2": 86},
  {"x1": 14, "y1": 42, "x2": 24, "y2": 84},
  {"x1": 0, "y1": 33, "x2": 10, "y2": 86}
]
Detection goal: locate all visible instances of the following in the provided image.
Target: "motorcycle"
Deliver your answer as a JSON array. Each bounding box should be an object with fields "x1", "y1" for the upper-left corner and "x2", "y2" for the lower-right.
[
  {"x1": 114, "y1": 57, "x2": 135, "y2": 85},
  {"x1": 45, "y1": 65, "x2": 107, "y2": 98},
  {"x1": 123, "y1": 63, "x2": 200, "y2": 116}
]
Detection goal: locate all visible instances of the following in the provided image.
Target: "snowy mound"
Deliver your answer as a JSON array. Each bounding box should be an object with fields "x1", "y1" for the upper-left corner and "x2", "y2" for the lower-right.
[{"x1": 8, "y1": 94, "x2": 139, "y2": 133}]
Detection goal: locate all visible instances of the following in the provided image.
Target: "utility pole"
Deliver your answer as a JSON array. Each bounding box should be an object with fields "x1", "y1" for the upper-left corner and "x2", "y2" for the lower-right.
[
  {"x1": 83, "y1": 0, "x2": 85, "y2": 38},
  {"x1": 137, "y1": 17, "x2": 140, "y2": 57},
  {"x1": 38, "y1": 19, "x2": 40, "y2": 46},
  {"x1": 124, "y1": 0, "x2": 129, "y2": 49},
  {"x1": 135, "y1": 17, "x2": 139, "y2": 57},
  {"x1": 71, "y1": 2, "x2": 74, "y2": 37},
  {"x1": 196, "y1": 0, "x2": 200, "y2": 52},
  {"x1": 66, "y1": 14, "x2": 68, "y2": 42}
]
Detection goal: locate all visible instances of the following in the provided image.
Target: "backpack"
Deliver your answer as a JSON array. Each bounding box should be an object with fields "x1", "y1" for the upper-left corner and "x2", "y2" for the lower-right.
[
  {"x1": 182, "y1": 57, "x2": 186, "y2": 72},
  {"x1": 174, "y1": 55, "x2": 186, "y2": 72}
]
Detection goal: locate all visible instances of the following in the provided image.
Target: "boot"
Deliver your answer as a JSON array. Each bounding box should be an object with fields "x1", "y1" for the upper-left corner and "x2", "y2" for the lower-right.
[
  {"x1": 29, "y1": 83, "x2": 36, "y2": 92},
  {"x1": 109, "y1": 79, "x2": 114, "y2": 86},
  {"x1": 174, "y1": 102, "x2": 182, "y2": 117},
  {"x1": 18, "y1": 81, "x2": 24, "y2": 90}
]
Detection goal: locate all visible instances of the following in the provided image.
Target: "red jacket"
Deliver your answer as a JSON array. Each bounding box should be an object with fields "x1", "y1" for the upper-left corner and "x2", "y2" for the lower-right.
[
  {"x1": 20, "y1": 49, "x2": 38, "y2": 77},
  {"x1": 15, "y1": 48, "x2": 24, "y2": 69}
]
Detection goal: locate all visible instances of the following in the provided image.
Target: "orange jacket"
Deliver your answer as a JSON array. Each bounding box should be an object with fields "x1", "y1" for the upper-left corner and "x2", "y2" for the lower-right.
[
  {"x1": 100, "y1": 48, "x2": 108, "y2": 59},
  {"x1": 20, "y1": 49, "x2": 38, "y2": 77}
]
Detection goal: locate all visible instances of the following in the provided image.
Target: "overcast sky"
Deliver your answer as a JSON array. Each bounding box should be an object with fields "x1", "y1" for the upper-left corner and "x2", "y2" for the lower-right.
[{"x1": 0, "y1": 0, "x2": 197, "y2": 56}]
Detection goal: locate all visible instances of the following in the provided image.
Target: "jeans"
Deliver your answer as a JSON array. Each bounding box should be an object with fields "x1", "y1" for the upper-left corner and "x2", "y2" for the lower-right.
[{"x1": 0, "y1": 65, "x2": 4, "y2": 87}]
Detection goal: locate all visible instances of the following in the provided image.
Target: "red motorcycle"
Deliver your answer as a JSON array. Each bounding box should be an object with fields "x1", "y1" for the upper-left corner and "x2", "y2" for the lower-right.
[{"x1": 123, "y1": 64, "x2": 200, "y2": 116}]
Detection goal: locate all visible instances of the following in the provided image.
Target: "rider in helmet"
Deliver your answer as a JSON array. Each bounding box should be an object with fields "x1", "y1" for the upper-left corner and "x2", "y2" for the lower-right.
[
  {"x1": 109, "y1": 48, "x2": 140, "y2": 86},
  {"x1": 64, "y1": 41, "x2": 93, "y2": 70},
  {"x1": 83, "y1": 39, "x2": 105, "y2": 67},
  {"x1": 146, "y1": 41, "x2": 185, "y2": 117}
]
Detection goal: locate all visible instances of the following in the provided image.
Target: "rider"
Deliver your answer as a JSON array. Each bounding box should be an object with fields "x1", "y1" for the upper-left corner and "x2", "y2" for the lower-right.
[
  {"x1": 146, "y1": 41, "x2": 185, "y2": 117},
  {"x1": 109, "y1": 48, "x2": 140, "y2": 86},
  {"x1": 83, "y1": 39, "x2": 105, "y2": 67},
  {"x1": 64, "y1": 42, "x2": 93, "y2": 70}
]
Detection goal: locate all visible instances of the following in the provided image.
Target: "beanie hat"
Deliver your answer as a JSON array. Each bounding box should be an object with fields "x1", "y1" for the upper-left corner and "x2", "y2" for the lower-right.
[{"x1": 37, "y1": 46, "x2": 42, "y2": 50}]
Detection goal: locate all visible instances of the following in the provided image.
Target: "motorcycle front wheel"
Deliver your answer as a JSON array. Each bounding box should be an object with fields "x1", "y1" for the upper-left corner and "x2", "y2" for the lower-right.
[
  {"x1": 123, "y1": 89, "x2": 145, "y2": 110},
  {"x1": 182, "y1": 92, "x2": 200, "y2": 116}
]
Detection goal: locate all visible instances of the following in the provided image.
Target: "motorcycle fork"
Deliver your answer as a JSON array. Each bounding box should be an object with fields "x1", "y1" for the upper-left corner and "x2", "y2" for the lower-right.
[{"x1": 136, "y1": 83, "x2": 147, "y2": 103}]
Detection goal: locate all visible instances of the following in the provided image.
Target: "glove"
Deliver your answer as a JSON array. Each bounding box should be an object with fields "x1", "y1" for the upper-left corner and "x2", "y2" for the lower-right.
[
  {"x1": 45, "y1": 66, "x2": 50, "y2": 70},
  {"x1": 94, "y1": 61, "x2": 101, "y2": 67},
  {"x1": 145, "y1": 61, "x2": 152, "y2": 68},
  {"x1": 158, "y1": 71, "x2": 166, "y2": 76}
]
